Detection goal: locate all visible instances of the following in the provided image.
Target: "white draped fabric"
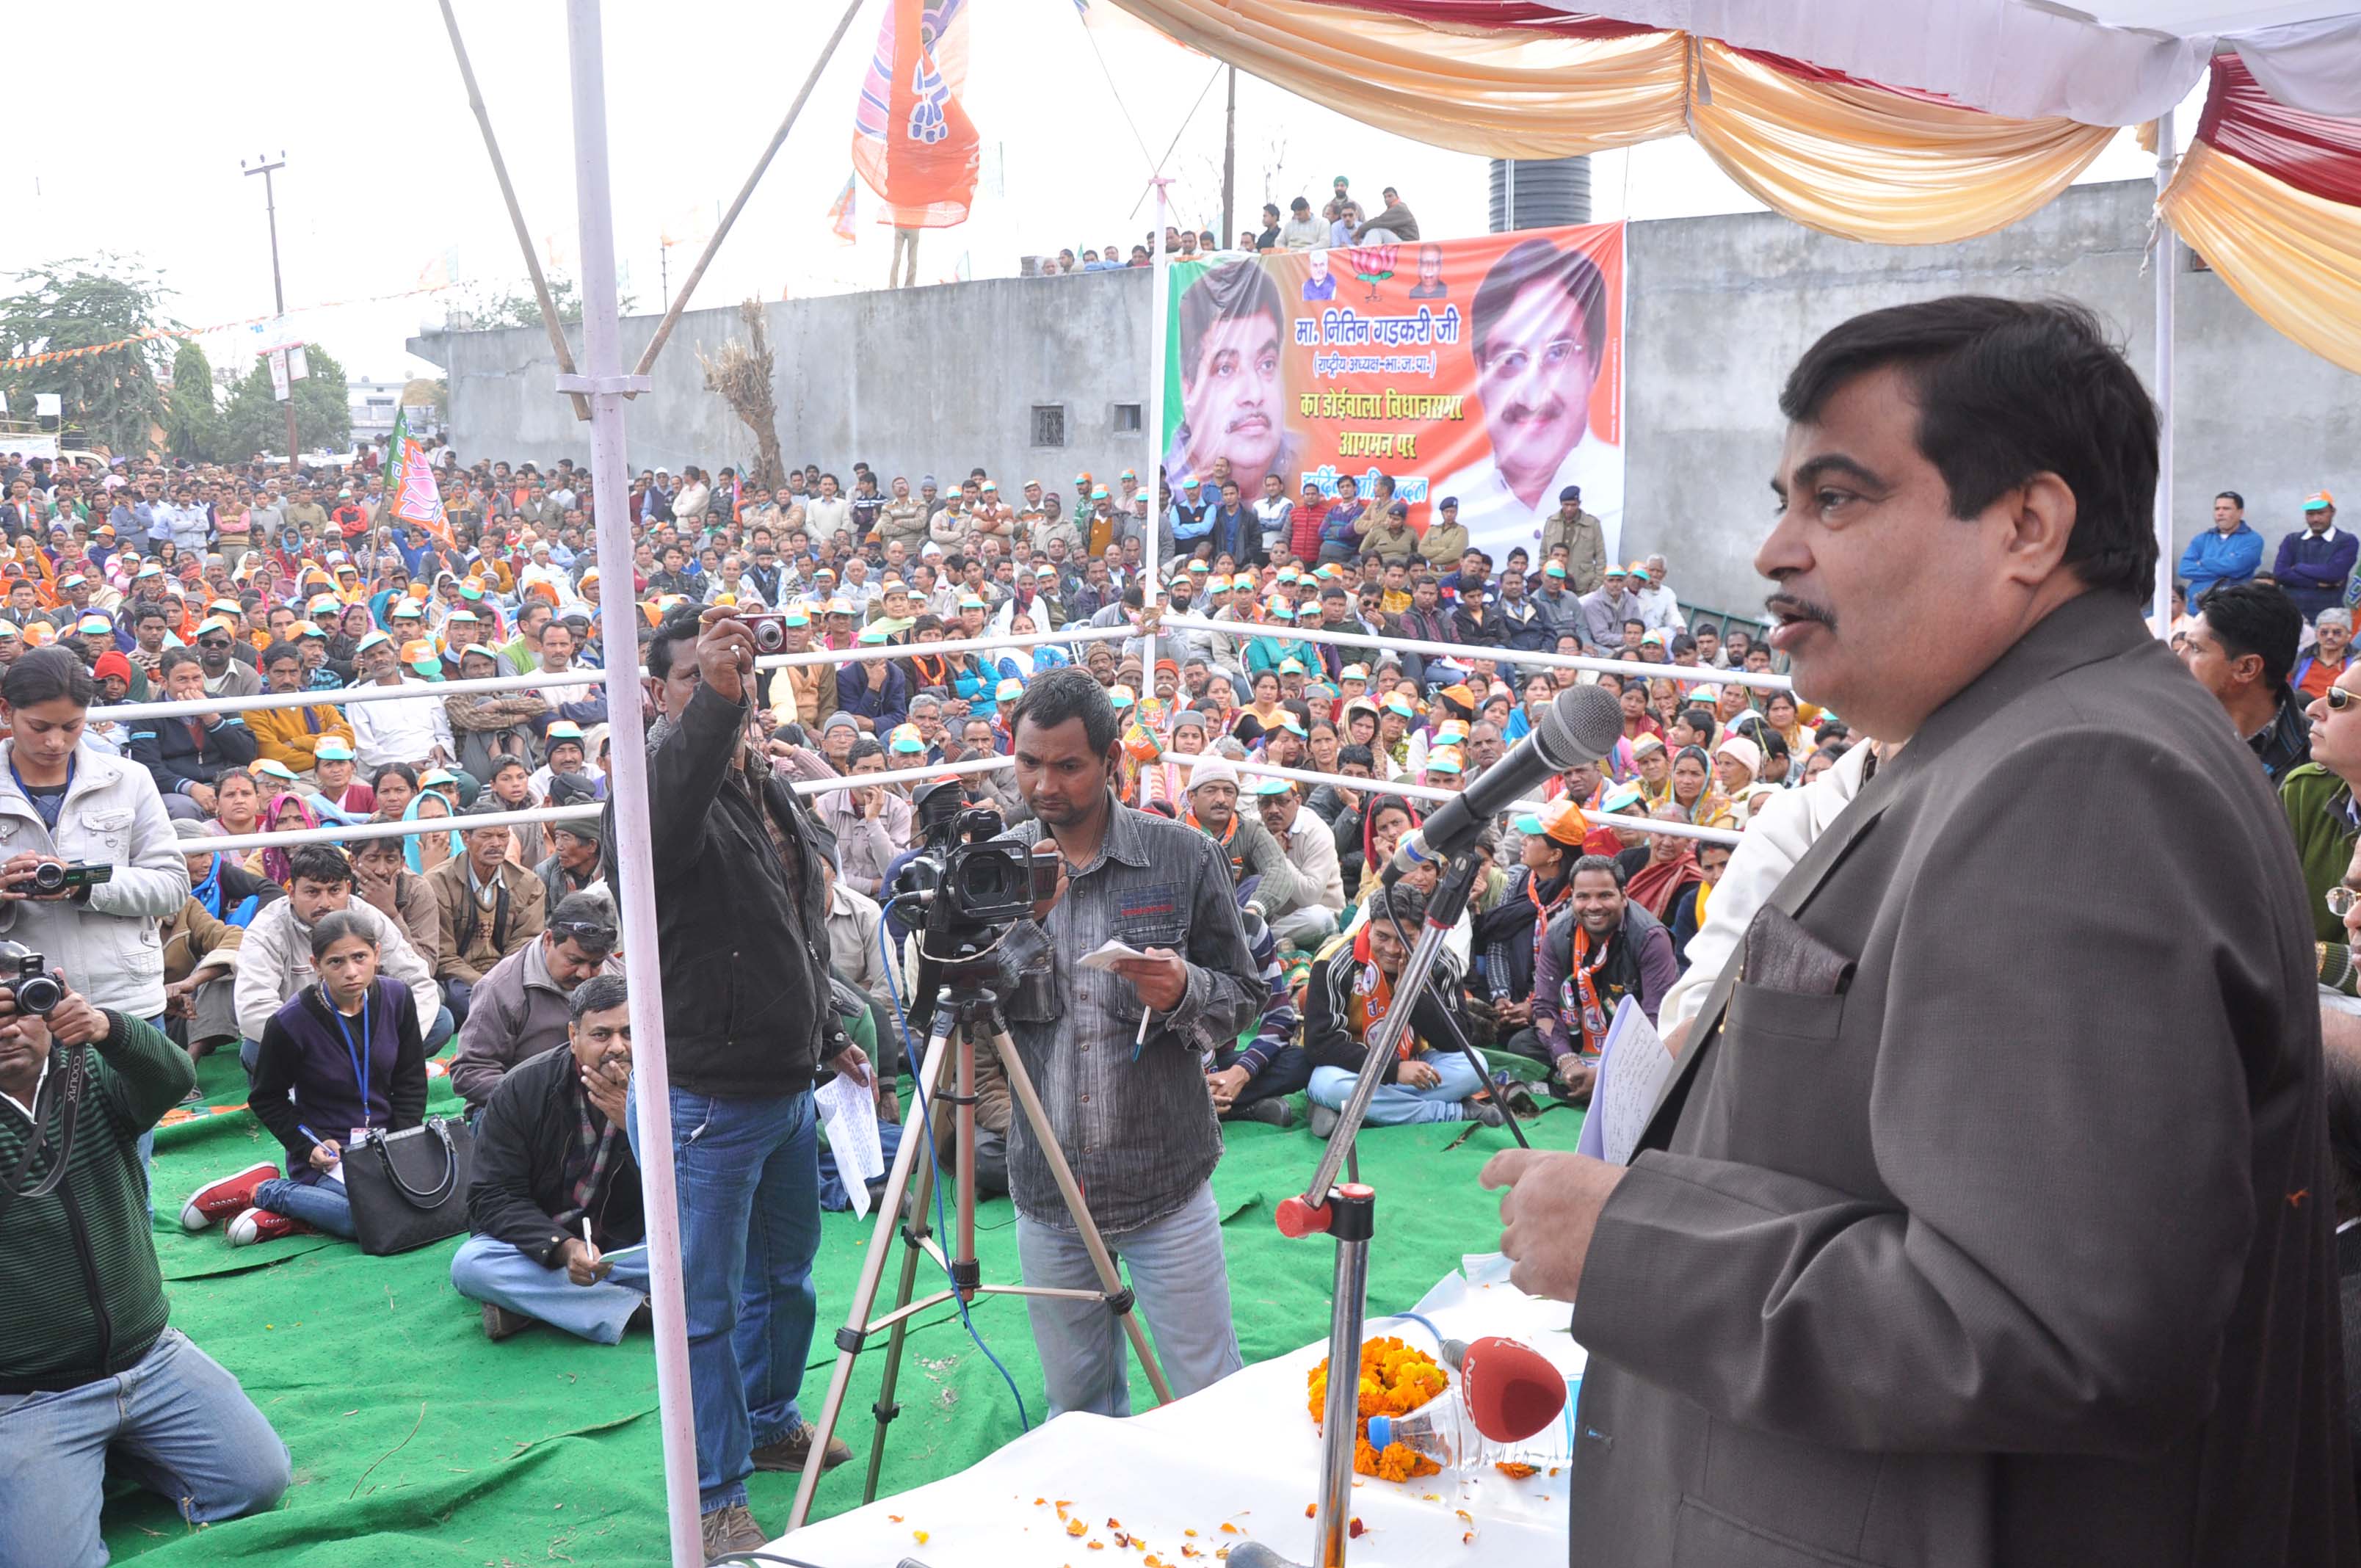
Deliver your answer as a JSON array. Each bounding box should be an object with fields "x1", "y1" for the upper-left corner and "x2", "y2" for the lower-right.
[{"x1": 1543, "y1": 0, "x2": 2361, "y2": 122}]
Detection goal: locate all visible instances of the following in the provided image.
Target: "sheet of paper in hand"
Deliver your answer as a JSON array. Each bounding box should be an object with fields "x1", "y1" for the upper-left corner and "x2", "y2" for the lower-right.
[
  {"x1": 1077, "y1": 938, "x2": 1150, "y2": 970},
  {"x1": 814, "y1": 1072, "x2": 886, "y2": 1220},
  {"x1": 1574, "y1": 995, "x2": 1672, "y2": 1167}
]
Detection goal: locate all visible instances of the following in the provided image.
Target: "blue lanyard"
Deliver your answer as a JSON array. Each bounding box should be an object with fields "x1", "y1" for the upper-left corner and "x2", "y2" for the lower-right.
[
  {"x1": 325, "y1": 985, "x2": 371, "y2": 1117},
  {"x1": 8, "y1": 753, "x2": 73, "y2": 833}
]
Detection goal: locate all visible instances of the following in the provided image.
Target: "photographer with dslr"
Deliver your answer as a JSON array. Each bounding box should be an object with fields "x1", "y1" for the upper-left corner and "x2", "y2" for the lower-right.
[
  {"x1": 0, "y1": 647, "x2": 191, "y2": 1048},
  {"x1": 620, "y1": 604, "x2": 866, "y2": 1561},
  {"x1": 0, "y1": 973, "x2": 290, "y2": 1567},
  {"x1": 998, "y1": 668, "x2": 1263, "y2": 1419}
]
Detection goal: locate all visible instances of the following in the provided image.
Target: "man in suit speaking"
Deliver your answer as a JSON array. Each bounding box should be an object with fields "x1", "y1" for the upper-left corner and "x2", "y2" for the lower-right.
[{"x1": 1485, "y1": 297, "x2": 2357, "y2": 1566}]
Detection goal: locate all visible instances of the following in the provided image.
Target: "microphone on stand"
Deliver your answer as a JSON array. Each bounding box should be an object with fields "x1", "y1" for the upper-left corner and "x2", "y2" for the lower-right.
[
  {"x1": 1442, "y1": 1335, "x2": 1570, "y2": 1443},
  {"x1": 1379, "y1": 683, "x2": 1622, "y2": 889}
]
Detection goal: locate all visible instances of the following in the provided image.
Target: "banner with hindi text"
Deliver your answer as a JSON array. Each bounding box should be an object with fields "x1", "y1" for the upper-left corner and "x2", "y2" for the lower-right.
[{"x1": 1158, "y1": 220, "x2": 1625, "y2": 567}]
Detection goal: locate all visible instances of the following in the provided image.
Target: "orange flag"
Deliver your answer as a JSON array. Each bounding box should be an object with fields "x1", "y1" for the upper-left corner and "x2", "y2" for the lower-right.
[{"x1": 851, "y1": 0, "x2": 979, "y2": 229}]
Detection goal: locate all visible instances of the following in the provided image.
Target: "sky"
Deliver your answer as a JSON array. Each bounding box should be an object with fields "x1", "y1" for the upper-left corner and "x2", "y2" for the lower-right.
[{"x1": 1, "y1": 1, "x2": 2195, "y2": 391}]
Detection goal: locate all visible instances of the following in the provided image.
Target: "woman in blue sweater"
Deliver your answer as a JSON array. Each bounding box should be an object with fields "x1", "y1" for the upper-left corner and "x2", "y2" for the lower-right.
[{"x1": 231, "y1": 910, "x2": 427, "y2": 1244}]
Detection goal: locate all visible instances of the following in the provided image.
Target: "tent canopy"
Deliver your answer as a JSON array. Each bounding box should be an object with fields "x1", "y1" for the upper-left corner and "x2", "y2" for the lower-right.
[{"x1": 1106, "y1": 0, "x2": 2361, "y2": 369}]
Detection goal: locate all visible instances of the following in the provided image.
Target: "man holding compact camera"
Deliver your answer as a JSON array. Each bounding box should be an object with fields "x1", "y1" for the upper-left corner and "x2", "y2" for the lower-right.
[
  {"x1": 619, "y1": 604, "x2": 866, "y2": 1561},
  {"x1": 998, "y1": 667, "x2": 1263, "y2": 1419},
  {"x1": 0, "y1": 974, "x2": 290, "y2": 1567}
]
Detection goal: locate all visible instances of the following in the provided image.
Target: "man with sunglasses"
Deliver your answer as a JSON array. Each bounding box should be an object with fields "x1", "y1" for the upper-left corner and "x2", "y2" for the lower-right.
[
  {"x1": 193, "y1": 617, "x2": 261, "y2": 700},
  {"x1": 446, "y1": 891, "x2": 617, "y2": 1117},
  {"x1": 2285, "y1": 664, "x2": 2361, "y2": 945}
]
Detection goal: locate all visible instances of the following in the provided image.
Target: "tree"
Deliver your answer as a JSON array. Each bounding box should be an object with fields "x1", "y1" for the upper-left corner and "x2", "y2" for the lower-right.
[
  {"x1": 698, "y1": 300, "x2": 783, "y2": 490},
  {"x1": 218, "y1": 343, "x2": 352, "y2": 460},
  {"x1": 162, "y1": 339, "x2": 218, "y2": 462},
  {"x1": 0, "y1": 257, "x2": 177, "y2": 457},
  {"x1": 449, "y1": 274, "x2": 634, "y2": 333}
]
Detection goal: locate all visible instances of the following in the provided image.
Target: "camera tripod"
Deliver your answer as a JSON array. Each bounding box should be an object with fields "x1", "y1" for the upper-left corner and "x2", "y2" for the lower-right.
[{"x1": 785, "y1": 970, "x2": 1176, "y2": 1532}]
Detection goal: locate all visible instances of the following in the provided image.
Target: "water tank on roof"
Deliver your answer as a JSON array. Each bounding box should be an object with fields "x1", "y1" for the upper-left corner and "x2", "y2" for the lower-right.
[{"x1": 1489, "y1": 157, "x2": 1592, "y2": 233}]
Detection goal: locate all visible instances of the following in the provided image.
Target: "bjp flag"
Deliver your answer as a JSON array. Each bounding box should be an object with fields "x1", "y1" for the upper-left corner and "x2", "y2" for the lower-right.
[{"x1": 852, "y1": 0, "x2": 979, "y2": 229}]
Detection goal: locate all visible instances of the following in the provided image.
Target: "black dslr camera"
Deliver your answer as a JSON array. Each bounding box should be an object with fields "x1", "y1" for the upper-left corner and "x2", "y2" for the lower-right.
[{"x1": 0, "y1": 941, "x2": 65, "y2": 1015}]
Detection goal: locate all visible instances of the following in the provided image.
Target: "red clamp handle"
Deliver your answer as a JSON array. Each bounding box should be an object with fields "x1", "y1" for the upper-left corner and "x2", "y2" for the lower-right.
[{"x1": 1275, "y1": 1194, "x2": 1332, "y2": 1238}]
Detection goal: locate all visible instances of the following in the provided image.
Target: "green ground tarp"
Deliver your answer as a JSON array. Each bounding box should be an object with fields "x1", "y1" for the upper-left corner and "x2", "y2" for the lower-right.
[{"x1": 110, "y1": 1049, "x2": 1582, "y2": 1565}]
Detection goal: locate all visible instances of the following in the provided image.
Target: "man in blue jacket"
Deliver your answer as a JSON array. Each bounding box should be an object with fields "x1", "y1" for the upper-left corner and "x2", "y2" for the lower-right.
[
  {"x1": 2274, "y1": 492, "x2": 2351, "y2": 623},
  {"x1": 2179, "y1": 490, "x2": 2262, "y2": 606}
]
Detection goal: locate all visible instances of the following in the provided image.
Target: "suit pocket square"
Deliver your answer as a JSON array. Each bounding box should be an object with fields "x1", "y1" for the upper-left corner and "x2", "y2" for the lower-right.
[{"x1": 1741, "y1": 905, "x2": 1854, "y2": 996}]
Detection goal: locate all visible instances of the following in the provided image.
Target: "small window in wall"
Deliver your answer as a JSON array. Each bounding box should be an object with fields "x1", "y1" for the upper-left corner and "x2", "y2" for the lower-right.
[
  {"x1": 1032, "y1": 404, "x2": 1067, "y2": 447},
  {"x1": 1111, "y1": 402, "x2": 1142, "y2": 434}
]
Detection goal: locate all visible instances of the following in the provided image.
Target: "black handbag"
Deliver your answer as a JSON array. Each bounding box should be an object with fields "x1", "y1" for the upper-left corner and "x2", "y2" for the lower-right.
[{"x1": 344, "y1": 1117, "x2": 476, "y2": 1256}]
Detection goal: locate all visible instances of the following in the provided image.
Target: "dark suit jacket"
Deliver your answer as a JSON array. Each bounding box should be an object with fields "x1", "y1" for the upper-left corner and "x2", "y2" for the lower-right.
[{"x1": 1567, "y1": 591, "x2": 2358, "y2": 1567}]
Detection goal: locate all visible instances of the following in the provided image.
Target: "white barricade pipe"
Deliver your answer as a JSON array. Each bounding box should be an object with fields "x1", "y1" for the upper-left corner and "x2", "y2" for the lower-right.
[
  {"x1": 189, "y1": 803, "x2": 601, "y2": 858},
  {"x1": 750, "y1": 620, "x2": 1135, "y2": 671},
  {"x1": 782, "y1": 751, "x2": 1010, "y2": 796},
  {"x1": 1161, "y1": 611, "x2": 1795, "y2": 693},
  {"x1": 98, "y1": 666, "x2": 604, "y2": 725},
  {"x1": 1216, "y1": 755, "x2": 1747, "y2": 847}
]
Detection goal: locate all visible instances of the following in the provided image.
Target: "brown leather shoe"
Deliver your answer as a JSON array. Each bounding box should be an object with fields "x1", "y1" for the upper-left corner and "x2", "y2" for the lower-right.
[
  {"x1": 700, "y1": 1502, "x2": 769, "y2": 1564},
  {"x1": 750, "y1": 1420, "x2": 855, "y2": 1473},
  {"x1": 481, "y1": 1302, "x2": 535, "y2": 1343}
]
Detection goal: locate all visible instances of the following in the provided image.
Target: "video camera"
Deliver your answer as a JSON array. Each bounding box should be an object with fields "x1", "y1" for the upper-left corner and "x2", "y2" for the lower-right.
[
  {"x1": 888, "y1": 789, "x2": 1059, "y2": 1032},
  {"x1": 29, "y1": 862, "x2": 111, "y2": 899}
]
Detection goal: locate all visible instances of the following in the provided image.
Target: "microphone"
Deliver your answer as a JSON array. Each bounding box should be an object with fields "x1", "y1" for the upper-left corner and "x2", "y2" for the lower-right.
[
  {"x1": 1443, "y1": 1335, "x2": 1569, "y2": 1443},
  {"x1": 1379, "y1": 683, "x2": 1622, "y2": 889}
]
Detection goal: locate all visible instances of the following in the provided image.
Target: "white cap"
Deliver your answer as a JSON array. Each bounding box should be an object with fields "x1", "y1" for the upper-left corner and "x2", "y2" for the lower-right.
[{"x1": 1188, "y1": 758, "x2": 1240, "y2": 794}]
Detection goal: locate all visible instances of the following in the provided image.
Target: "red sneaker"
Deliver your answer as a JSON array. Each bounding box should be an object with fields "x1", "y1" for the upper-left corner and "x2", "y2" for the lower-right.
[
  {"x1": 225, "y1": 1207, "x2": 315, "y2": 1247},
  {"x1": 180, "y1": 1162, "x2": 281, "y2": 1232}
]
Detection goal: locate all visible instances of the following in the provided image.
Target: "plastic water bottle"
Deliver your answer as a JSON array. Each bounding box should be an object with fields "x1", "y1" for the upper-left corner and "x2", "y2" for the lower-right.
[{"x1": 1365, "y1": 1376, "x2": 1578, "y2": 1472}]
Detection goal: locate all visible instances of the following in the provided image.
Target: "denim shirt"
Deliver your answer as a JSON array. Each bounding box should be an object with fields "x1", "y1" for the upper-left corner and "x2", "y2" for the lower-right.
[{"x1": 995, "y1": 795, "x2": 1261, "y2": 1233}]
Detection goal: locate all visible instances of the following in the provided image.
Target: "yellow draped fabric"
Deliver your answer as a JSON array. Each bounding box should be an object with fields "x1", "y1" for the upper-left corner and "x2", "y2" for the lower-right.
[
  {"x1": 1100, "y1": 0, "x2": 1689, "y2": 159},
  {"x1": 2161, "y1": 139, "x2": 2361, "y2": 376},
  {"x1": 1688, "y1": 44, "x2": 2118, "y2": 245},
  {"x1": 1102, "y1": 1, "x2": 2117, "y2": 244}
]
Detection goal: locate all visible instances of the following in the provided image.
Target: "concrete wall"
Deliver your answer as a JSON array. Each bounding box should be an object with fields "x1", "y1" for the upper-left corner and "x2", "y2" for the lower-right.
[
  {"x1": 416, "y1": 180, "x2": 2360, "y2": 614},
  {"x1": 1624, "y1": 179, "x2": 2361, "y2": 614},
  {"x1": 413, "y1": 269, "x2": 1156, "y2": 503}
]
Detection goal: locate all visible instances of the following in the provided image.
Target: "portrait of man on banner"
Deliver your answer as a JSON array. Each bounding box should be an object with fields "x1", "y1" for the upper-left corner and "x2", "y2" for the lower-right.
[
  {"x1": 1436, "y1": 236, "x2": 1621, "y2": 554},
  {"x1": 1158, "y1": 220, "x2": 1625, "y2": 568},
  {"x1": 1164, "y1": 258, "x2": 1294, "y2": 504}
]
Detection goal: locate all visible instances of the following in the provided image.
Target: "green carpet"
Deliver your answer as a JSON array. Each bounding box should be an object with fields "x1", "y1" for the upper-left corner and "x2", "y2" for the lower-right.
[{"x1": 109, "y1": 1048, "x2": 1583, "y2": 1564}]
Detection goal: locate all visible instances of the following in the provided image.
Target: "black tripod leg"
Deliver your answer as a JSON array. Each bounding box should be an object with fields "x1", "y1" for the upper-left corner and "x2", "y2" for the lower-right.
[{"x1": 1429, "y1": 1006, "x2": 1531, "y2": 1150}]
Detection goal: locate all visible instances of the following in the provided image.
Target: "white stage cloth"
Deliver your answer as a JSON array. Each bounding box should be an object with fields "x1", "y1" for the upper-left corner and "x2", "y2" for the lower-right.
[{"x1": 775, "y1": 1253, "x2": 1587, "y2": 1567}]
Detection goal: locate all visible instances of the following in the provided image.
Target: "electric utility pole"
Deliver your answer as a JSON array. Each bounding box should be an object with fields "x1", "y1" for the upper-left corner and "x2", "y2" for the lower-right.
[
  {"x1": 1221, "y1": 66, "x2": 1237, "y2": 249},
  {"x1": 241, "y1": 153, "x2": 303, "y2": 467}
]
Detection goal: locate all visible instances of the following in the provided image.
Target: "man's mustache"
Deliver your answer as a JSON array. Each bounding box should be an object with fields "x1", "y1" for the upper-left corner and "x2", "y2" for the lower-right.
[
  {"x1": 1766, "y1": 592, "x2": 1838, "y2": 635},
  {"x1": 1499, "y1": 396, "x2": 1566, "y2": 425}
]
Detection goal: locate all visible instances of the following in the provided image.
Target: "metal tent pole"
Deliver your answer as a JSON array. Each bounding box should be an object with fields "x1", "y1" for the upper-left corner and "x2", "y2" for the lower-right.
[
  {"x1": 1141, "y1": 177, "x2": 1170, "y2": 675},
  {"x1": 2153, "y1": 107, "x2": 2177, "y2": 633},
  {"x1": 559, "y1": 4, "x2": 702, "y2": 1564}
]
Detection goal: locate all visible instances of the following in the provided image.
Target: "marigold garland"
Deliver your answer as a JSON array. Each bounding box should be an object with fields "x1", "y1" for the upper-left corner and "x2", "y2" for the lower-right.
[{"x1": 1306, "y1": 1335, "x2": 1447, "y2": 1481}]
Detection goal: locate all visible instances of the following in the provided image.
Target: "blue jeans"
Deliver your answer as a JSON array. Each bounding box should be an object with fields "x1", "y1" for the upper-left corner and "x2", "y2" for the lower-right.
[
  {"x1": 627, "y1": 1084, "x2": 822, "y2": 1514},
  {"x1": 254, "y1": 1175, "x2": 356, "y2": 1238},
  {"x1": 1015, "y1": 1182, "x2": 1243, "y2": 1420},
  {"x1": 1307, "y1": 1048, "x2": 1484, "y2": 1126},
  {"x1": 450, "y1": 1235, "x2": 652, "y2": 1344},
  {"x1": 0, "y1": 1328, "x2": 290, "y2": 1568}
]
